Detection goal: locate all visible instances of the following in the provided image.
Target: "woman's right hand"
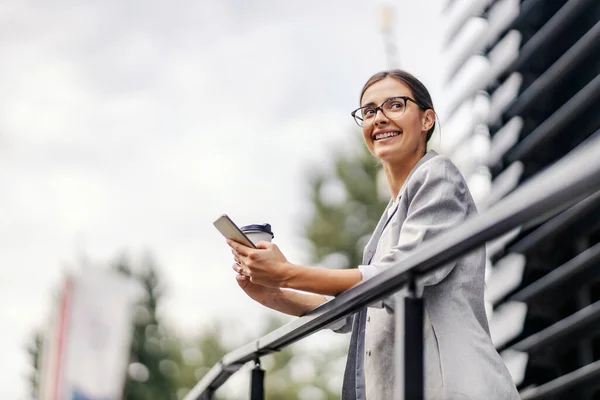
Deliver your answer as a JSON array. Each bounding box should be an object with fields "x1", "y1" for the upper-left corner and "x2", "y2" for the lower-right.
[{"x1": 232, "y1": 263, "x2": 281, "y2": 306}]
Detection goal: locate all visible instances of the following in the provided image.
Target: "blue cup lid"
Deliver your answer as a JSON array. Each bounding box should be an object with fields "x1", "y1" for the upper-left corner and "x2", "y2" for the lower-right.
[{"x1": 241, "y1": 223, "x2": 273, "y2": 237}]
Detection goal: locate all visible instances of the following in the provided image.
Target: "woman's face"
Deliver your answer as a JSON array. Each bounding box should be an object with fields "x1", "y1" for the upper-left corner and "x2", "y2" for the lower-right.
[{"x1": 360, "y1": 77, "x2": 433, "y2": 166}]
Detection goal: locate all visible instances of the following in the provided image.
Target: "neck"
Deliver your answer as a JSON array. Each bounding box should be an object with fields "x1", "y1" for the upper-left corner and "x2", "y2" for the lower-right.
[{"x1": 383, "y1": 150, "x2": 426, "y2": 200}]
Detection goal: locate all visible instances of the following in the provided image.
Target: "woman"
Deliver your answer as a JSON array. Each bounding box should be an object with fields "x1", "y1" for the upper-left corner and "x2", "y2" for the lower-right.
[{"x1": 227, "y1": 70, "x2": 519, "y2": 400}]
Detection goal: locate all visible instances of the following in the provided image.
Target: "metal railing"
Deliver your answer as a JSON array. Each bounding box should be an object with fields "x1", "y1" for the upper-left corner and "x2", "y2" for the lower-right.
[{"x1": 184, "y1": 135, "x2": 600, "y2": 400}]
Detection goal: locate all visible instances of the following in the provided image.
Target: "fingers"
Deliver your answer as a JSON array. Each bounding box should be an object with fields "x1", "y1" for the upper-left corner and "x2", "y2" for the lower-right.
[
  {"x1": 232, "y1": 263, "x2": 243, "y2": 274},
  {"x1": 230, "y1": 245, "x2": 255, "y2": 277},
  {"x1": 227, "y1": 239, "x2": 251, "y2": 256},
  {"x1": 232, "y1": 262, "x2": 250, "y2": 277},
  {"x1": 232, "y1": 265, "x2": 269, "y2": 287},
  {"x1": 231, "y1": 247, "x2": 258, "y2": 269},
  {"x1": 235, "y1": 273, "x2": 249, "y2": 287},
  {"x1": 230, "y1": 247, "x2": 254, "y2": 272},
  {"x1": 231, "y1": 249, "x2": 245, "y2": 261},
  {"x1": 255, "y1": 241, "x2": 273, "y2": 250}
]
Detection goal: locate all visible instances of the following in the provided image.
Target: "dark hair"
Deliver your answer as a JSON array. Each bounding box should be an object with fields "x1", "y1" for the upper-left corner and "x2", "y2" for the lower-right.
[{"x1": 360, "y1": 69, "x2": 436, "y2": 143}]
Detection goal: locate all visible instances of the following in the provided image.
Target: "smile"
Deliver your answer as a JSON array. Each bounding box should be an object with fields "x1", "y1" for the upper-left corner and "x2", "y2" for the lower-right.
[{"x1": 374, "y1": 131, "x2": 402, "y2": 141}]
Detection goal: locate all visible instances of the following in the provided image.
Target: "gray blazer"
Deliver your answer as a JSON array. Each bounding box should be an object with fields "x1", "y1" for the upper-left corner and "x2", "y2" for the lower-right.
[{"x1": 339, "y1": 151, "x2": 519, "y2": 400}]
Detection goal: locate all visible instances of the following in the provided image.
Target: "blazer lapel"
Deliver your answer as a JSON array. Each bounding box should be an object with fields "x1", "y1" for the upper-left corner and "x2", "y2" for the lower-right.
[
  {"x1": 361, "y1": 151, "x2": 438, "y2": 265},
  {"x1": 362, "y1": 199, "x2": 396, "y2": 265},
  {"x1": 397, "y1": 150, "x2": 438, "y2": 199}
]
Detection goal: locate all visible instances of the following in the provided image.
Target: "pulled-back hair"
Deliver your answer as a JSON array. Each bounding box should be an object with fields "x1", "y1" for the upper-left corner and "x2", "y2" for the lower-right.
[{"x1": 360, "y1": 70, "x2": 436, "y2": 142}]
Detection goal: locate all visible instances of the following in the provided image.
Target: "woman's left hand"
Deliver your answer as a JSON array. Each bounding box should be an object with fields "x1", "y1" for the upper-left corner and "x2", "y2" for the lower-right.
[{"x1": 227, "y1": 240, "x2": 294, "y2": 288}]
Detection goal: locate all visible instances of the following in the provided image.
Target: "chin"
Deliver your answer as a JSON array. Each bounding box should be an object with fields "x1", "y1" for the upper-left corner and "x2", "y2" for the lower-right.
[
  {"x1": 375, "y1": 148, "x2": 408, "y2": 166},
  {"x1": 374, "y1": 145, "x2": 400, "y2": 161}
]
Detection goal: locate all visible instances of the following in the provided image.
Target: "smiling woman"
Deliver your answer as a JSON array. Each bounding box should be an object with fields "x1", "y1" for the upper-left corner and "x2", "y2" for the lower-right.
[
  {"x1": 353, "y1": 70, "x2": 437, "y2": 201},
  {"x1": 226, "y1": 69, "x2": 520, "y2": 400}
]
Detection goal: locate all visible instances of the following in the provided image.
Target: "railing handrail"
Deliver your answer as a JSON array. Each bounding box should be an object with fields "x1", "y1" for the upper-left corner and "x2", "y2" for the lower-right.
[{"x1": 184, "y1": 135, "x2": 600, "y2": 400}]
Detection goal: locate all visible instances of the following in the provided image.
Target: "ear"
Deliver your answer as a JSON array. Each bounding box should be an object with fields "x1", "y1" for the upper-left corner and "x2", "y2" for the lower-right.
[{"x1": 421, "y1": 109, "x2": 435, "y2": 132}]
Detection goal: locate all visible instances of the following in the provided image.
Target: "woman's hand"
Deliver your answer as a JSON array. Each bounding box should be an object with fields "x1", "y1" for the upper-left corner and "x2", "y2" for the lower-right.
[
  {"x1": 228, "y1": 240, "x2": 295, "y2": 288},
  {"x1": 232, "y1": 262, "x2": 281, "y2": 306}
]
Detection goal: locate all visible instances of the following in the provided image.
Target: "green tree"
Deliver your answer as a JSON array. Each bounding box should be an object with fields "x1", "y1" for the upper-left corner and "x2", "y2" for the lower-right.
[
  {"x1": 304, "y1": 132, "x2": 388, "y2": 269},
  {"x1": 256, "y1": 316, "x2": 346, "y2": 400},
  {"x1": 116, "y1": 254, "x2": 181, "y2": 400},
  {"x1": 177, "y1": 314, "x2": 347, "y2": 400},
  {"x1": 172, "y1": 321, "x2": 230, "y2": 400}
]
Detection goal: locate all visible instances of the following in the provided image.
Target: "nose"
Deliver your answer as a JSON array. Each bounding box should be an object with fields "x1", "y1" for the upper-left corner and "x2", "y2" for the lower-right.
[{"x1": 373, "y1": 108, "x2": 389, "y2": 126}]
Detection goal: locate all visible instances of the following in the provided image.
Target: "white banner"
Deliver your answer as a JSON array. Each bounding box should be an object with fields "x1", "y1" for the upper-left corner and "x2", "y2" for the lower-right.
[{"x1": 40, "y1": 269, "x2": 138, "y2": 400}]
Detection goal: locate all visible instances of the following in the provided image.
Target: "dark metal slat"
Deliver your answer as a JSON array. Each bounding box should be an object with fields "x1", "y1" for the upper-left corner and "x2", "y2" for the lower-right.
[
  {"x1": 505, "y1": 18, "x2": 600, "y2": 119},
  {"x1": 509, "y1": 241, "x2": 600, "y2": 303},
  {"x1": 510, "y1": 0, "x2": 595, "y2": 73},
  {"x1": 520, "y1": 360, "x2": 600, "y2": 399},
  {"x1": 511, "y1": 300, "x2": 600, "y2": 353},
  {"x1": 508, "y1": 190, "x2": 600, "y2": 254},
  {"x1": 505, "y1": 75, "x2": 600, "y2": 163}
]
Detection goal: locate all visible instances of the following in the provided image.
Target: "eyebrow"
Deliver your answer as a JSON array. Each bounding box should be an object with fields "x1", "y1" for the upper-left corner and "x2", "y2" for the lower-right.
[
  {"x1": 361, "y1": 101, "x2": 377, "y2": 107},
  {"x1": 361, "y1": 96, "x2": 406, "y2": 108}
]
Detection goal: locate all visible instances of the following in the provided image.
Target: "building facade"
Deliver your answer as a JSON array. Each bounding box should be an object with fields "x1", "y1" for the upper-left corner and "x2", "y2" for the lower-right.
[{"x1": 439, "y1": 0, "x2": 600, "y2": 398}]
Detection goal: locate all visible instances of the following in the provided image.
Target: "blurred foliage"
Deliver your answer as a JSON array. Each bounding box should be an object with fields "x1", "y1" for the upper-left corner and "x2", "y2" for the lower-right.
[
  {"x1": 175, "y1": 315, "x2": 347, "y2": 400},
  {"x1": 25, "y1": 330, "x2": 43, "y2": 400},
  {"x1": 304, "y1": 132, "x2": 388, "y2": 269},
  {"x1": 116, "y1": 254, "x2": 181, "y2": 400},
  {"x1": 26, "y1": 255, "x2": 346, "y2": 400},
  {"x1": 257, "y1": 317, "x2": 346, "y2": 400}
]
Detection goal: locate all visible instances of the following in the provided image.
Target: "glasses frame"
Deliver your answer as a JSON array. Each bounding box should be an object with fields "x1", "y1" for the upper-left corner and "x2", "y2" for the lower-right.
[{"x1": 351, "y1": 96, "x2": 426, "y2": 127}]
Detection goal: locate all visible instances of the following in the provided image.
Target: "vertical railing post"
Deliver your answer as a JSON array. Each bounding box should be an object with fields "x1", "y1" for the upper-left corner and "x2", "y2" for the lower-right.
[
  {"x1": 199, "y1": 391, "x2": 213, "y2": 400},
  {"x1": 395, "y1": 281, "x2": 424, "y2": 400},
  {"x1": 250, "y1": 358, "x2": 264, "y2": 400}
]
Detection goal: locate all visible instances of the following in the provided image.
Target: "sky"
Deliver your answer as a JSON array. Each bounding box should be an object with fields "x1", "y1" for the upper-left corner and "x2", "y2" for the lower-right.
[{"x1": 0, "y1": 1, "x2": 445, "y2": 398}]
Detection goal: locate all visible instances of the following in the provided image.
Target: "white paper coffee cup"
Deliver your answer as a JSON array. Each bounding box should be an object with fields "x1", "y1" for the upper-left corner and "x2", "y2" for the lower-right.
[
  {"x1": 241, "y1": 223, "x2": 274, "y2": 245},
  {"x1": 239, "y1": 223, "x2": 274, "y2": 276}
]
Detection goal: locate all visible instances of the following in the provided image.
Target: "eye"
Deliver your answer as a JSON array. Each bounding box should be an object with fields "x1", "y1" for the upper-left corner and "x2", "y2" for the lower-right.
[
  {"x1": 363, "y1": 107, "x2": 376, "y2": 117},
  {"x1": 389, "y1": 101, "x2": 405, "y2": 110}
]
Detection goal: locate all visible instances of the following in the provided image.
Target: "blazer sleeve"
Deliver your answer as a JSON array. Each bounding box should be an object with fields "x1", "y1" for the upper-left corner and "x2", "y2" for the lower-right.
[{"x1": 363, "y1": 156, "x2": 471, "y2": 311}]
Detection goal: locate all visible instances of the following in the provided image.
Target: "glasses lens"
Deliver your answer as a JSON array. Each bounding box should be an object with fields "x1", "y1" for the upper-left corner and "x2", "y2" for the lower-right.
[
  {"x1": 352, "y1": 108, "x2": 368, "y2": 127},
  {"x1": 352, "y1": 111, "x2": 363, "y2": 127},
  {"x1": 354, "y1": 107, "x2": 377, "y2": 127},
  {"x1": 382, "y1": 97, "x2": 407, "y2": 119}
]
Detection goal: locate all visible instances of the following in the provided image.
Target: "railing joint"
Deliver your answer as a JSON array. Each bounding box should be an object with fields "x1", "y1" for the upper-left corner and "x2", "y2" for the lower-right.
[{"x1": 406, "y1": 274, "x2": 419, "y2": 299}]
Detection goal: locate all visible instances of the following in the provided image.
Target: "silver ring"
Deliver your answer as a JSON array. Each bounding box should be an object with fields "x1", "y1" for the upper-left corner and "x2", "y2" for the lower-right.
[{"x1": 236, "y1": 261, "x2": 249, "y2": 276}]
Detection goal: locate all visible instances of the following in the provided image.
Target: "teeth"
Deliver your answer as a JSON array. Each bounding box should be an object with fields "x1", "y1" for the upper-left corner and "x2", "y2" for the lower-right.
[{"x1": 375, "y1": 132, "x2": 400, "y2": 140}]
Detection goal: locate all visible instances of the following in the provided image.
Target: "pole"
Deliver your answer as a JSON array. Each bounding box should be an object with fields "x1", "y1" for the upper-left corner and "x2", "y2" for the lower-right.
[
  {"x1": 395, "y1": 282, "x2": 424, "y2": 399},
  {"x1": 250, "y1": 359, "x2": 264, "y2": 400},
  {"x1": 380, "y1": 5, "x2": 399, "y2": 69}
]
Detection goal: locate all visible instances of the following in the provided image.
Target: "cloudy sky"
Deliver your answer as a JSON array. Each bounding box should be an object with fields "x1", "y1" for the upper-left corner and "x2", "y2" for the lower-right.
[{"x1": 0, "y1": 1, "x2": 445, "y2": 398}]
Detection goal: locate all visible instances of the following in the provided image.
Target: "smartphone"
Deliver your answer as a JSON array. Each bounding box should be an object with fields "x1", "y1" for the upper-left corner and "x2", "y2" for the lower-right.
[{"x1": 213, "y1": 214, "x2": 257, "y2": 248}]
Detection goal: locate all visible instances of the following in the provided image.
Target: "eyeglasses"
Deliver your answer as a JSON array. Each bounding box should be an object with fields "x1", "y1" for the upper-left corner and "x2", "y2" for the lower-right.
[{"x1": 351, "y1": 96, "x2": 425, "y2": 128}]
